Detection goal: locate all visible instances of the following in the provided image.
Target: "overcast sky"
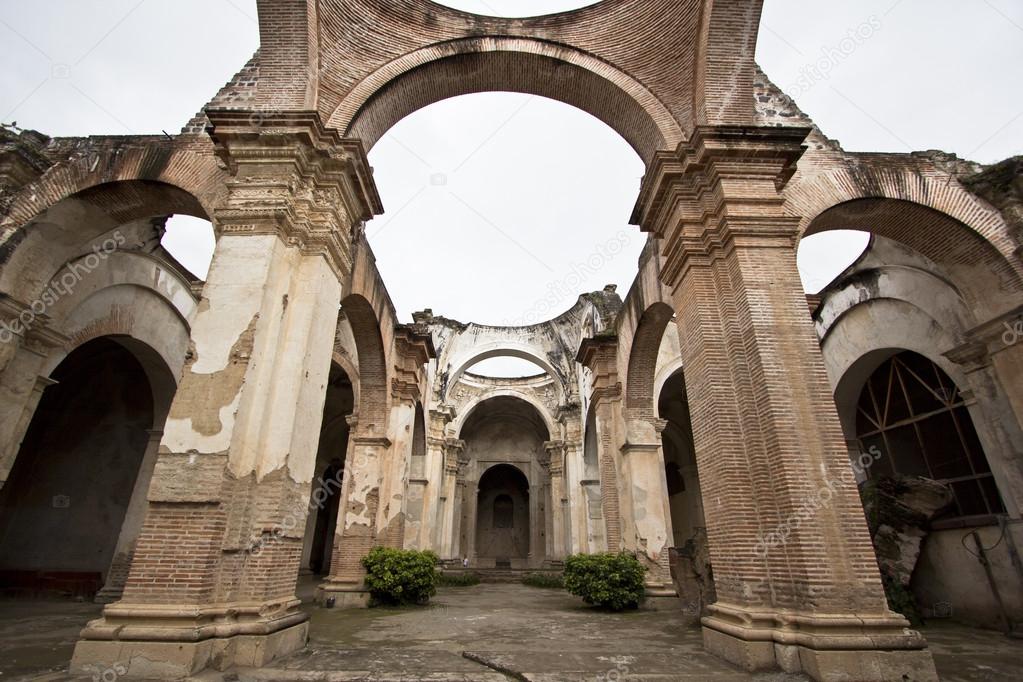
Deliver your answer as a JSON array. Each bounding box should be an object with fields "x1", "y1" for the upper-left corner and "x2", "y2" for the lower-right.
[{"x1": 2, "y1": 1, "x2": 1021, "y2": 373}]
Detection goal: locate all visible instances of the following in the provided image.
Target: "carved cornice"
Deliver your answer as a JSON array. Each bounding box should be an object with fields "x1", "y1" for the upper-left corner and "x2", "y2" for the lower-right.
[
  {"x1": 631, "y1": 126, "x2": 811, "y2": 289},
  {"x1": 542, "y1": 440, "x2": 567, "y2": 476},
  {"x1": 945, "y1": 303, "x2": 1023, "y2": 370},
  {"x1": 0, "y1": 294, "x2": 71, "y2": 357},
  {"x1": 205, "y1": 110, "x2": 383, "y2": 281},
  {"x1": 391, "y1": 324, "x2": 437, "y2": 401}
]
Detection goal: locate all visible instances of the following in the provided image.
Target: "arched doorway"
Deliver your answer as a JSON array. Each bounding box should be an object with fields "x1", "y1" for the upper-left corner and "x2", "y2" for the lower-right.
[
  {"x1": 301, "y1": 363, "x2": 355, "y2": 576},
  {"x1": 853, "y1": 350, "x2": 1005, "y2": 520},
  {"x1": 475, "y1": 464, "x2": 530, "y2": 566},
  {"x1": 457, "y1": 395, "x2": 551, "y2": 568},
  {"x1": 657, "y1": 369, "x2": 705, "y2": 547},
  {"x1": 0, "y1": 337, "x2": 167, "y2": 598}
]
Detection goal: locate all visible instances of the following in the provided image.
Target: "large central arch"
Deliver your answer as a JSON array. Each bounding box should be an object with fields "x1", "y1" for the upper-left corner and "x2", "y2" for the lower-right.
[{"x1": 329, "y1": 39, "x2": 685, "y2": 163}]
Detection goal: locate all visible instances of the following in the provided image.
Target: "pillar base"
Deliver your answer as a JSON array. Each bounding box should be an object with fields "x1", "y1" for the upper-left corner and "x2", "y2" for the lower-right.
[
  {"x1": 316, "y1": 579, "x2": 370, "y2": 608},
  {"x1": 701, "y1": 602, "x2": 938, "y2": 681},
  {"x1": 643, "y1": 583, "x2": 681, "y2": 610},
  {"x1": 71, "y1": 607, "x2": 308, "y2": 680}
]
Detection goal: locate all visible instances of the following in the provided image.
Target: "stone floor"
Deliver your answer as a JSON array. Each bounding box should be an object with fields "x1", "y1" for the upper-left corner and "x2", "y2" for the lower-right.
[{"x1": 0, "y1": 585, "x2": 1021, "y2": 681}]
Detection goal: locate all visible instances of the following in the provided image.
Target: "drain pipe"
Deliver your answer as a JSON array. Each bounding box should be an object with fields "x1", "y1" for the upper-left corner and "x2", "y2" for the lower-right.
[
  {"x1": 966, "y1": 529, "x2": 1016, "y2": 637},
  {"x1": 997, "y1": 515, "x2": 1023, "y2": 639}
]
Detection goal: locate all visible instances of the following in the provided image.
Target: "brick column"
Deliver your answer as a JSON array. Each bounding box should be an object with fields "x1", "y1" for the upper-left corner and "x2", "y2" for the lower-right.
[
  {"x1": 576, "y1": 336, "x2": 623, "y2": 552},
  {"x1": 635, "y1": 126, "x2": 937, "y2": 680},
  {"x1": 71, "y1": 111, "x2": 382, "y2": 679}
]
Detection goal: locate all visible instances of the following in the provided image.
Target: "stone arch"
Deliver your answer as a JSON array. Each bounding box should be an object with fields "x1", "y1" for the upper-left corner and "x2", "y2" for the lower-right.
[
  {"x1": 446, "y1": 347, "x2": 562, "y2": 403},
  {"x1": 452, "y1": 389, "x2": 558, "y2": 440},
  {"x1": 0, "y1": 335, "x2": 176, "y2": 598},
  {"x1": 340, "y1": 294, "x2": 388, "y2": 433},
  {"x1": 330, "y1": 37, "x2": 684, "y2": 164},
  {"x1": 625, "y1": 302, "x2": 675, "y2": 415},
  {"x1": 0, "y1": 179, "x2": 214, "y2": 307}
]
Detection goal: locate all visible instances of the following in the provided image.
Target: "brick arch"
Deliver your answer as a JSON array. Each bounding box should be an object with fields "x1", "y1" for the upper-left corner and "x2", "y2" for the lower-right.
[
  {"x1": 625, "y1": 302, "x2": 675, "y2": 415},
  {"x1": 327, "y1": 37, "x2": 685, "y2": 164},
  {"x1": 693, "y1": 0, "x2": 763, "y2": 126},
  {"x1": 802, "y1": 197, "x2": 1022, "y2": 317},
  {"x1": 1, "y1": 139, "x2": 227, "y2": 233},
  {"x1": 340, "y1": 294, "x2": 389, "y2": 433},
  {"x1": 789, "y1": 163, "x2": 1022, "y2": 282}
]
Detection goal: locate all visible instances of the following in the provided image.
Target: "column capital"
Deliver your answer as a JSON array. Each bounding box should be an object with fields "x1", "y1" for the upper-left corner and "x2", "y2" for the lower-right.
[
  {"x1": 632, "y1": 125, "x2": 812, "y2": 289},
  {"x1": 206, "y1": 109, "x2": 384, "y2": 281},
  {"x1": 946, "y1": 304, "x2": 1023, "y2": 370},
  {"x1": 576, "y1": 334, "x2": 621, "y2": 399},
  {"x1": 390, "y1": 324, "x2": 436, "y2": 402}
]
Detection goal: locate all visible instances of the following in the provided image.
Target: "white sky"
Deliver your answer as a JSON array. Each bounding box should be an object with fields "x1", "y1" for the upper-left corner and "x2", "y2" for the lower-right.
[{"x1": 2, "y1": 1, "x2": 1021, "y2": 374}]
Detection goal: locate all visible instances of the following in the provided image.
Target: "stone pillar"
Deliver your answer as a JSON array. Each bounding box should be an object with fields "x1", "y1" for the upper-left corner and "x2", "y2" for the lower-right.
[
  {"x1": 576, "y1": 337, "x2": 623, "y2": 552},
  {"x1": 620, "y1": 416, "x2": 676, "y2": 598},
  {"x1": 436, "y1": 434, "x2": 464, "y2": 558},
  {"x1": 557, "y1": 404, "x2": 584, "y2": 556},
  {"x1": 95, "y1": 429, "x2": 163, "y2": 603},
  {"x1": 542, "y1": 440, "x2": 568, "y2": 560},
  {"x1": 946, "y1": 316, "x2": 1023, "y2": 518},
  {"x1": 71, "y1": 111, "x2": 382, "y2": 679},
  {"x1": 634, "y1": 126, "x2": 937, "y2": 679},
  {"x1": 385, "y1": 325, "x2": 435, "y2": 549},
  {"x1": 318, "y1": 425, "x2": 391, "y2": 607}
]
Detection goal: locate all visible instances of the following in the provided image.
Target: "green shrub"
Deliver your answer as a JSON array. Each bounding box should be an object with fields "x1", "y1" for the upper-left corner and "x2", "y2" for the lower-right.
[
  {"x1": 437, "y1": 571, "x2": 481, "y2": 587},
  {"x1": 564, "y1": 552, "x2": 646, "y2": 611},
  {"x1": 361, "y1": 547, "x2": 439, "y2": 605},
  {"x1": 521, "y1": 572, "x2": 564, "y2": 589}
]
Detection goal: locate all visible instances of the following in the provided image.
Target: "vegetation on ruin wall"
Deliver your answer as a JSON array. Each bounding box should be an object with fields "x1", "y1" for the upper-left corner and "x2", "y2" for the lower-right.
[
  {"x1": 564, "y1": 552, "x2": 645, "y2": 611},
  {"x1": 362, "y1": 547, "x2": 439, "y2": 605}
]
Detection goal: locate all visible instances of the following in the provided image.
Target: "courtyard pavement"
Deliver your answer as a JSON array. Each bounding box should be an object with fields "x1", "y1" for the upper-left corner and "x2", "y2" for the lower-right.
[{"x1": 0, "y1": 584, "x2": 1020, "y2": 680}]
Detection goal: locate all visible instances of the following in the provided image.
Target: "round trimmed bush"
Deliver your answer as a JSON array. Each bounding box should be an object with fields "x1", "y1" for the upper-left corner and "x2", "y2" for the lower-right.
[
  {"x1": 361, "y1": 547, "x2": 439, "y2": 605},
  {"x1": 564, "y1": 552, "x2": 646, "y2": 611}
]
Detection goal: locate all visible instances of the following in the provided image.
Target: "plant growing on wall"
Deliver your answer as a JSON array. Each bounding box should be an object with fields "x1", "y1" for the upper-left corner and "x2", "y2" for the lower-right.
[
  {"x1": 564, "y1": 552, "x2": 646, "y2": 611},
  {"x1": 361, "y1": 547, "x2": 439, "y2": 605}
]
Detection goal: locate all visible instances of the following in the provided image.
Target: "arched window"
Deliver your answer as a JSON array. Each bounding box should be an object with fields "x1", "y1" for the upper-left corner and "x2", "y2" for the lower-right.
[
  {"x1": 493, "y1": 494, "x2": 515, "y2": 529},
  {"x1": 855, "y1": 351, "x2": 1004, "y2": 520}
]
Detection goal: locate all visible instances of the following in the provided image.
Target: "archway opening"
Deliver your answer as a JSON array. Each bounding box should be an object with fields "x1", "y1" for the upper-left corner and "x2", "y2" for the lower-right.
[
  {"x1": 0, "y1": 338, "x2": 163, "y2": 598},
  {"x1": 366, "y1": 92, "x2": 645, "y2": 324},
  {"x1": 161, "y1": 214, "x2": 216, "y2": 280},
  {"x1": 657, "y1": 369, "x2": 705, "y2": 548},
  {"x1": 805, "y1": 199, "x2": 1023, "y2": 318},
  {"x1": 852, "y1": 350, "x2": 1005, "y2": 522},
  {"x1": 458, "y1": 396, "x2": 550, "y2": 568},
  {"x1": 301, "y1": 363, "x2": 355, "y2": 576},
  {"x1": 475, "y1": 464, "x2": 530, "y2": 566},
  {"x1": 796, "y1": 230, "x2": 870, "y2": 293}
]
